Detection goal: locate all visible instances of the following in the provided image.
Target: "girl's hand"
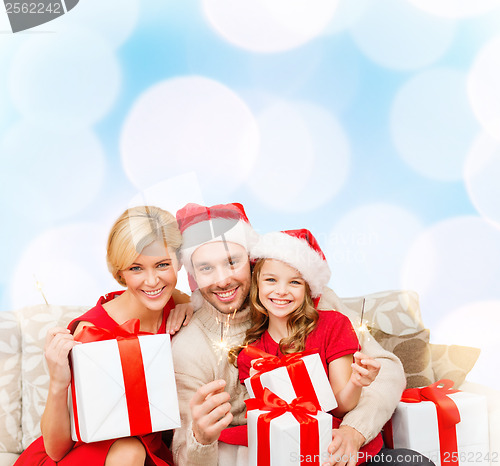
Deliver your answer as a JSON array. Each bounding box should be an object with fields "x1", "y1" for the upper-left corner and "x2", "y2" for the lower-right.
[
  {"x1": 166, "y1": 302, "x2": 194, "y2": 334},
  {"x1": 350, "y1": 352, "x2": 380, "y2": 387},
  {"x1": 44, "y1": 327, "x2": 80, "y2": 392},
  {"x1": 249, "y1": 358, "x2": 264, "y2": 377}
]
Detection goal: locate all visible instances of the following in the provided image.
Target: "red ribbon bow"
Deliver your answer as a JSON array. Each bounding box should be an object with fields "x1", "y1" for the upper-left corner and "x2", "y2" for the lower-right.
[
  {"x1": 385, "y1": 380, "x2": 460, "y2": 466},
  {"x1": 71, "y1": 319, "x2": 153, "y2": 441},
  {"x1": 74, "y1": 318, "x2": 154, "y2": 343},
  {"x1": 246, "y1": 388, "x2": 322, "y2": 466},
  {"x1": 242, "y1": 346, "x2": 322, "y2": 410}
]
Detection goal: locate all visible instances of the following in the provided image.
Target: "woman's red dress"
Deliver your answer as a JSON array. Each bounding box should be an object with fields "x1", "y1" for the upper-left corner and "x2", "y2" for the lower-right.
[{"x1": 14, "y1": 291, "x2": 175, "y2": 466}]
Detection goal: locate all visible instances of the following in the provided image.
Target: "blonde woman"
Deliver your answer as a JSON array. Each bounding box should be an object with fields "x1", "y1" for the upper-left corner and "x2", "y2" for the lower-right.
[{"x1": 16, "y1": 206, "x2": 191, "y2": 466}]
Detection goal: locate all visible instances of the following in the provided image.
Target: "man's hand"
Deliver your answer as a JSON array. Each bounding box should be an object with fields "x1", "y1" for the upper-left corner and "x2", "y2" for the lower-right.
[
  {"x1": 190, "y1": 380, "x2": 233, "y2": 445},
  {"x1": 322, "y1": 425, "x2": 365, "y2": 466}
]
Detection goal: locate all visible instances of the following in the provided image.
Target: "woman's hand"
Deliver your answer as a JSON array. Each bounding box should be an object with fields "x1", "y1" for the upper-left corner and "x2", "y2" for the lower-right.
[
  {"x1": 166, "y1": 302, "x2": 194, "y2": 334},
  {"x1": 350, "y1": 351, "x2": 380, "y2": 387},
  {"x1": 44, "y1": 327, "x2": 80, "y2": 392},
  {"x1": 42, "y1": 328, "x2": 80, "y2": 460}
]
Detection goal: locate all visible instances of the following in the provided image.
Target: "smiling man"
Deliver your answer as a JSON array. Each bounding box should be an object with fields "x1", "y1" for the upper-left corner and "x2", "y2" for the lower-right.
[
  {"x1": 189, "y1": 240, "x2": 251, "y2": 314},
  {"x1": 171, "y1": 203, "x2": 258, "y2": 466},
  {"x1": 171, "y1": 203, "x2": 433, "y2": 466}
]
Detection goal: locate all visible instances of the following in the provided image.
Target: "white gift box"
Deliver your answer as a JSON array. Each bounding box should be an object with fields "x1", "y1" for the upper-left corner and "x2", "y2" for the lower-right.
[
  {"x1": 69, "y1": 333, "x2": 180, "y2": 443},
  {"x1": 390, "y1": 391, "x2": 490, "y2": 466},
  {"x1": 247, "y1": 408, "x2": 332, "y2": 466},
  {"x1": 244, "y1": 353, "x2": 337, "y2": 412}
]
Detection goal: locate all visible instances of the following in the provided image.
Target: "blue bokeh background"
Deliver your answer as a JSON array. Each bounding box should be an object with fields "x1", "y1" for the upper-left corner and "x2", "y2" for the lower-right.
[{"x1": 1, "y1": 0, "x2": 500, "y2": 386}]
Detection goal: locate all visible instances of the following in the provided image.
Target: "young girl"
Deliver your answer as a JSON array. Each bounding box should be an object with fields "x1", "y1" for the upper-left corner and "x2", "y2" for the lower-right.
[
  {"x1": 15, "y1": 206, "x2": 192, "y2": 466},
  {"x1": 235, "y1": 228, "x2": 380, "y2": 419}
]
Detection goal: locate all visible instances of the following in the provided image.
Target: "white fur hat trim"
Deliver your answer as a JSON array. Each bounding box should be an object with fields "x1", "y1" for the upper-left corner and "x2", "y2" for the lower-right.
[{"x1": 250, "y1": 231, "x2": 331, "y2": 298}]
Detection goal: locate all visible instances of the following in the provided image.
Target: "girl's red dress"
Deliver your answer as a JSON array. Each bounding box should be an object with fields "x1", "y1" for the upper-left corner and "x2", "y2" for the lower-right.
[
  {"x1": 14, "y1": 291, "x2": 175, "y2": 466},
  {"x1": 228, "y1": 310, "x2": 384, "y2": 463}
]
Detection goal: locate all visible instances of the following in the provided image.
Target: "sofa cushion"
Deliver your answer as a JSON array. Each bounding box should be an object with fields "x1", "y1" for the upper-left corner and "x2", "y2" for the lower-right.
[
  {"x1": 17, "y1": 304, "x2": 87, "y2": 449},
  {"x1": 0, "y1": 311, "x2": 23, "y2": 454},
  {"x1": 341, "y1": 290, "x2": 424, "y2": 336},
  {"x1": 369, "y1": 327, "x2": 433, "y2": 389},
  {"x1": 320, "y1": 289, "x2": 430, "y2": 388},
  {"x1": 430, "y1": 344, "x2": 481, "y2": 388}
]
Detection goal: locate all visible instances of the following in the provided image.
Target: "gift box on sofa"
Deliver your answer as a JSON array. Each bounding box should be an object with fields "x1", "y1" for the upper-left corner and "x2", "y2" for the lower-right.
[
  {"x1": 244, "y1": 349, "x2": 337, "y2": 412},
  {"x1": 385, "y1": 380, "x2": 490, "y2": 466},
  {"x1": 69, "y1": 320, "x2": 180, "y2": 443},
  {"x1": 246, "y1": 388, "x2": 332, "y2": 466}
]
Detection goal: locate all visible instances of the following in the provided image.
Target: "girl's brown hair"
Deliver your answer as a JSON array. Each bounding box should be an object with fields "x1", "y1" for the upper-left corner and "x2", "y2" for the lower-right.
[{"x1": 228, "y1": 258, "x2": 319, "y2": 365}]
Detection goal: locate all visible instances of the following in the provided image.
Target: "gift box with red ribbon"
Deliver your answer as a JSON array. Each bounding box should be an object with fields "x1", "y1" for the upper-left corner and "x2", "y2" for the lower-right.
[
  {"x1": 246, "y1": 388, "x2": 332, "y2": 466},
  {"x1": 384, "y1": 380, "x2": 490, "y2": 466},
  {"x1": 243, "y1": 347, "x2": 337, "y2": 413},
  {"x1": 69, "y1": 319, "x2": 180, "y2": 443}
]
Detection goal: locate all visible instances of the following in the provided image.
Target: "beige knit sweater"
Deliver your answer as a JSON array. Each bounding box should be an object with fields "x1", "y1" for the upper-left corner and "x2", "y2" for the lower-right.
[
  {"x1": 171, "y1": 300, "x2": 251, "y2": 466},
  {"x1": 171, "y1": 289, "x2": 406, "y2": 466}
]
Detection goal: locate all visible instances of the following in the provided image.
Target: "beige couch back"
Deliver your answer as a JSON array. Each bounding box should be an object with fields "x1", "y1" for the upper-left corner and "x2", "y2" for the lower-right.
[
  {"x1": 0, "y1": 305, "x2": 87, "y2": 454},
  {"x1": 0, "y1": 311, "x2": 22, "y2": 454}
]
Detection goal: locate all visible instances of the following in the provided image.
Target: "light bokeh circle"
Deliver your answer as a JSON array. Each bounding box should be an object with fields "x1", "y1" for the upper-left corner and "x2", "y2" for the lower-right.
[
  {"x1": 350, "y1": 0, "x2": 456, "y2": 70},
  {"x1": 247, "y1": 100, "x2": 350, "y2": 212},
  {"x1": 391, "y1": 68, "x2": 479, "y2": 181},
  {"x1": 0, "y1": 123, "x2": 106, "y2": 222},
  {"x1": 120, "y1": 76, "x2": 260, "y2": 197},
  {"x1": 467, "y1": 35, "x2": 500, "y2": 140},
  {"x1": 402, "y1": 216, "x2": 500, "y2": 328},
  {"x1": 10, "y1": 223, "x2": 117, "y2": 309},
  {"x1": 326, "y1": 203, "x2": 423, "y2": 296},
  {"x1": 9, "y1": 26, "x2": 121, "y2": 129},
  {"x1": 202, "y1": 0, "x2": 340, "y2": 53},
  {"x1": 406, "y1": 0, "x2": 500, "y2": 19},
  {"x1": 464, "y1": 132, "x2": 500, "y2": 229},
  {"x1": 433, "y1": 300, "x2": 500, "y2": 388},
  {"x1": 56, "y1": 0, "x2": 140, "y2": 48},
  {"x1": 323, "y1": 0, "x2": 372, "y2": 35}
]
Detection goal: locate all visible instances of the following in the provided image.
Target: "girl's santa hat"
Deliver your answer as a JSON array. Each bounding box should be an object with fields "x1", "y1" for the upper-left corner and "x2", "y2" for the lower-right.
[
  {"x1": 176, "y1": 202, "x2": 259, "y2": 278},
  {"x1": 250, "y1": 229, "x2": 331, "y2": 299}
]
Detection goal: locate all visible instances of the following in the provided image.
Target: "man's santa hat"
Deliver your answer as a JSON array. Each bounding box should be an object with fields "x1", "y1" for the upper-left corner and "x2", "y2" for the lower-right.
[
  {"x1": 176, "y1": 202, "x2": 259, "y2": 280},
  {"x1": 250, "y1": 229, "x2": 331, "y2": 299}
]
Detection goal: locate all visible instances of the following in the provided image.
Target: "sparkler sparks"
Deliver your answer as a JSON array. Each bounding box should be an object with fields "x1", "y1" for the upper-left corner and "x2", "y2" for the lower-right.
[{"x1": 213, "y1": 309, "x2": 238, "y2": 380}]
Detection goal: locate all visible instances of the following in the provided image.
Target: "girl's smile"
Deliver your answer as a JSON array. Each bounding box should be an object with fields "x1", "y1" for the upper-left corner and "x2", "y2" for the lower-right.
[{"x1": 258, "y1": 259, "x2": 306, "y2": 320}]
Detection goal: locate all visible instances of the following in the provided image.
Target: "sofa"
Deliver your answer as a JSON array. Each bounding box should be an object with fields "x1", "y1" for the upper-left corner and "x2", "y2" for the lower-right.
[{"x1": 1, "y1": 290, "x2": 499, "y2": 465}]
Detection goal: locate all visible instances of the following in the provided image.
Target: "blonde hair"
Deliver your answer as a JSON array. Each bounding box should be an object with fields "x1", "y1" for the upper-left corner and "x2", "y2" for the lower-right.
[
  {"x1": 107, "y1": 206, "x2": 182, "y2": 287},
  {"x1": 228, "y1": 258, "x2": 318, "y2": 365}
]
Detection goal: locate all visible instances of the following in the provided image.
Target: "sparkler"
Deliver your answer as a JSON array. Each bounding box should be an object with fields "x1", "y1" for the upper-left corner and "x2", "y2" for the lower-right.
[
  {"x1": 212, "y1": 233, "x2": 240, "y2": 380},
  {"x1": 213, "y1": 309, "x2": 238, "y2": 380},
  {"x1": 357, "y1": 298, "x2": 369, "y2": 351},
  {"x1": 34, "y1": 275, "x2": 49, "y2": 305}
]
